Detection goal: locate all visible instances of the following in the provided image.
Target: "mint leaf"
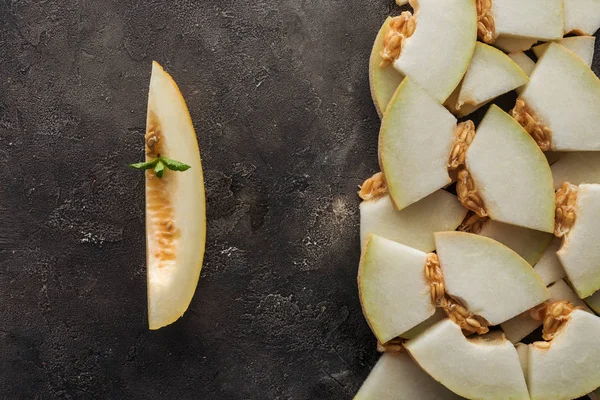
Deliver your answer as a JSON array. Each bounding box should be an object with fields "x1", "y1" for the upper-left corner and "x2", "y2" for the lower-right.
[
  {"x1": 129, "y1": 158, "x2": 159, "y2": 170},
  {"x1": 154, "y1": 160, "x2": 166, "y2": 178},
  {"x1": 161, "y1": 157, "x2": 191, "y2": 172}
]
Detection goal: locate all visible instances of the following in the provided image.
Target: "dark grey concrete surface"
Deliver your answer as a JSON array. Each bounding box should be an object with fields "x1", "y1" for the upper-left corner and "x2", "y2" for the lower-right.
[{"x1": 1, "y1": 1, "x2": 599, "y2": 399}]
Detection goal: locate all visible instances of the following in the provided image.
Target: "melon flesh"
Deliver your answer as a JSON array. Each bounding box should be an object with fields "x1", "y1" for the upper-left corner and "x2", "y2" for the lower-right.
[
  {"x1": 435, "y1": 232, "x2": 549, "y2": 325},
  {"x1": 360, "y1": 191, "x2": 467, "y2": 253},
  {"x1": 501, "y1": 279, "x2": 590, "y2": 343},
  {"x1": 551, "y1": 151, "x2": 600, "y2": 189},
  {"x1": 528, "y1": 310, "x2": 600, "y2": 400},
  {"x1": 585, "y1": 290, "x2": 600, "y2": 314},
  {"x1": 379, "y1": 78, "x2": 456, "y2": 210},
  {"x1": 533, "y1": 238, "x2": 566, "y2": 286},
  {"x1": 445, "y1": 42, "x2": 528, "y2": 117},
  {"x1": 494, "y1": 35, "x2": 538, "y2": 52},
  {"x1": 354, "y1": 352, "x2": 462, "y2": 400},
  {"x1": 466, "y1": 105, "x2": 555, "y2": 233},
  {"x1": 400, "y1": 308, "x2": 447, "y2": 340},
  {"x1": 369, "y1": 17, "x2": 405, "y2": 117},
  {"x1": 145, "y1": 61, "x2": 206, "y2": 330},
  {"x1": 358, "y1": 234, "x2": 434, "y2": 343},
  {"x1": 490, "y1": 0, "x2": 564, "y2": 41},
  {"x1": 405, "y1": 319, "x2": 530, "y2": 399},
  {"x1": 508, "y1": 52, "x2": 536, "y2": 76},
  {"x1": 478, "y1": 219, "x2": 552, "y2": 266},
  {"x1": 515, "y1": 343, "x2": 529, "y2": 382},
  {"x1": 557, "y1": 184, "x2": 600, "y2": 298},
  {"x1": 393, "y1": 0, "x2": 477, "y2": 103},
  {"x1": 533, "y1": 36, "x2": 596, "y2": 67},
  {"x1": 519, "y1": 43, "x2": 600, "y2": 151},
  {"x1": 564, "y1": 0, "x2": 600, "y2": 35}
]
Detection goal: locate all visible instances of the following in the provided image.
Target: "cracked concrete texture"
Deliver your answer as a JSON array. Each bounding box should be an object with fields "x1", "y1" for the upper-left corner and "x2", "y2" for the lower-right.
[{"x1": 5, "y1": 0, "x2": 587, "y2": 398}]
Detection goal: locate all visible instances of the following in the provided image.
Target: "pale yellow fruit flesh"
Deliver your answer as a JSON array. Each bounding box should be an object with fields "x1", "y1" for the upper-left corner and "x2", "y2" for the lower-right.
[
  {"x1": 533, "y1": 36, "x2": 596, "y2": 67},
  {"x1": 146, "y1": 61, "x2": 206, "y2": 330},
  {"x1": 466, "y1": 105, "x2": 555, "y2": 233},
  {"x1": 520, "y1": 43, "x2": 600, "y2": 151},
  {"x1": 557, "y1": 184, "x2": 600, "y2": 298},
  {"x1": 564, "y1": 0, "x2": 600, "y2": 35},
  {"x1": 360, "y1": 191, "x2": 467, "y2": 253},
  {"x1": 379, "y1": 78, "x2": 456, "y2": 210},
  {"x1": 528, "y1": 310, "x2": 600, "y2": 400},
  {"x1": 446, "y1": 42, "x2": 529, "y2": 117},
  {"x1": 585, "y1": 290, "x2": 600, "y2": 314},
  {"x1": 478, "y1": 219, "x2": 552, "y2": 266},
  {"x1": 400, "y1": 308, "x2": 446, "y2": 340},
  {"x1": 494, "y1": 35, "x2": 538, "y2": 52},
  {"x1": 515, "y1": 343, "x2": 529, "y2": 382},
  {"x1": 435, "y1": 232, "x2": 549, "y2": 326},
  {"x1": 533, "y1": 238, "x2": 566, "y2": 286},
  {"x1": 358, "y1": 234, "x2": 434, "y2": 344},
  {"x1": 508, "y1": 51, "x2": 536, "y2": 95},
  {"x1": 354, "y1": 352, "x2": 462, "y2": 400},
  {"x1": 393, "y1": 0, "x2": 477, "y2": 103},
  {"x1": 551, "y1": 151, "x2": 600, "y2": 189},
  {"x1": 405, "y1": 319, "x2": 530, "y2": 399},
  {"x1": 491, "y1": 0, "x2": 564, "y2": 41},
  {"x1": 369, "y1": 17, "x2": 405, "y2": 117}
]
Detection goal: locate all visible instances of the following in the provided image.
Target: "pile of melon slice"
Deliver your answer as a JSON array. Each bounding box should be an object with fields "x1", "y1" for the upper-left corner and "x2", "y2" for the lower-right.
[{"x1": 358, "y1": 0, "x2": 600, "y2": 398}]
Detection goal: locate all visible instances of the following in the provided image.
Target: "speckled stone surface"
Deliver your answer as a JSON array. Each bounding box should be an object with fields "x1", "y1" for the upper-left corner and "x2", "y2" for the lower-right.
[{"x1": 1, "y1": 1, "x2": 599, "y2": 399}]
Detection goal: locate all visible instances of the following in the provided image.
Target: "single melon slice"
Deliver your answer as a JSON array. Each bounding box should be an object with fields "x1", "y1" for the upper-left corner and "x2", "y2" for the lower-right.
[
  {"x1": 466, "y1": 104, "x2": 555, "y2": 233},
  {"x1": 360, "y1": 190, "x2": 467, "y2": 253},
  {"x1": 557, "y1": 184, "x2": 600, "y2": 298},
  {"x1": 405, "y1": 319, "x2": 530, "y2": 399},
  {"x1": 354, "y1": 352, "x2": 462, "y2": 400},
  {"x1": 392, "y1": 0, "x2": 477, "y2": 103},
  {"x1": 478, "y1": 219, "x2": 553, "y2": 265},
  {"x1": 484, "y1": 0, "x2": 563, "y2": 42},
  {"x1": 369, "y1": 17, "x2": 405, "y2": 117},
  {"x1": 564, "y1": 0, "x2": 600, "y2": 35},
  {"x1": 533, "y1": 36, "x2": 596, "y2": 67},
  {"x1": 551, "y1": 151, "x2": 600, "y2": 189},
  {"x1": 528, "y1": 310, "x2": 600, "y2": 399},
  {"x1": 516, "y1": 43, "x2": 600, "y2": 151},
  {"x1": 400, "y1": 308, "x2": 447, "y2": 340},
  {"x1": 515, "y1": 343, "x2": 529, "y2": 382},
  {"x1": 358, "y1": 234, "x2": 434, "y2": 344},
  {"x1": 494, "y1": 35, "x2": 538, "y2": 52},
  {"x1": 533, "y1": 238, "x2": 566, "y2": 286},
  {"x1": 379, "y1": 78, "x2": 456, "y2": 210},
  {"x1": 445, "y1": 42, "x2": 528, "y2": 117},
  {"x1": 145, "y1": 61, "x2": 206, "y2": 330},
  {"x1": 501, "y1": 279, "x2": 590, "y2": 343},
  {"x1": 508, "y1": 51, "x2": 535, "y2": 95},
  {"x1": 585, "y1": 290, "x2": 600, "y2": 314},
  {"x1": 435, "y1": 232, "x2": 549, "y2": 325}
]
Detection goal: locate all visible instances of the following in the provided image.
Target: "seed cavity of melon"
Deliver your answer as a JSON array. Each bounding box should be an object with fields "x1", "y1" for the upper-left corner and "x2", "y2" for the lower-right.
[
  {"x1": 380, "y1": 12, "x2": 416, "y2": 68},
  {"x1": 358, "y1": 172, "x2": 388, "y2": 201},
  {"x1": 476, "y1": 0, "x2": 495, "y2": 43},
  {"x1": 511, "y1": 98, "x2": 552, "y2": 151},
  {"x1": 554, "y1": 182, "x2": 578, "y2": 237}
]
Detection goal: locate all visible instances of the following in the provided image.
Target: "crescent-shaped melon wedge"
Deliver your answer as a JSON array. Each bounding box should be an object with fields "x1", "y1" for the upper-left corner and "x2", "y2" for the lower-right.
[{"x1": 145, "y1": 61, "x2": 206, "y2": 330}]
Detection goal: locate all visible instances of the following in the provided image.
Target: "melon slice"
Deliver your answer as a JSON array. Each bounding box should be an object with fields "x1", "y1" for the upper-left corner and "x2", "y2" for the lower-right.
[
  {"x1": 145, "y1": 61, "x2": 206, "y2": 330},
  {"x1": 515, "y1": 343, "x2": 529, "y2": 382},
  {"x1": 494, "y1": 35, "x2": 538, "y2": 52},
  {"x1": 354, "y1": 352, "x2": 462, "y2": 400},
  {"x1": 400, "y1": 308, "x2": 447, "y2": 340},
  {"x1": 556, "y1": 183, "x2": 600, "y2": 298},
  {"x1": 585, "y1": 290, "x2": 600, "y2": 314},
  {"x1": 435, "y1": 232, "x2": 549, "y2": 325},
  {"x1": 369, "y1": 17, "x2": 405, "y2": 117},
  {"x1": 445, "y1": 42, "x2": 529, "y2": 117},
  {"x1": 478, "y1": 219, "x2": 552, "y2": 266},
  {"x1": 564, "y1": 0, "x2": 600, "y2": 35},
  {"x1": 481, "y1": 0, "x2": 564, "y2": 42},
  {"x1": 358, "y1": 234, "x2": 434, "y2": 343},
  {"x1": 501, "y1": 279, "x2": 590, "y2": 343},
  {"x1": 533, "y1": 36, "x2": 596, "y2": 67},
  {"x1": 379, "y1": 78, "x2": 456, "y2": 210},
  {"x1": 391, "y1": 0, "x2": 477, "y2": 103},
  {"x1": 405, "y1": 319, "x2": 530, "y2": 399},
  {"x1": 466, "y1": 104, "x2": 555, "y2": 233},
  {"x1": 360, "y1": 190, "x2": 467, "y2": 253},
  {"x1": 515, "y1": 43, "x2": 600, "y2": 151},
  {"x1": 533, "y1": 238, "x2": 566, "y2": 286},
  {"x1": 508, "y1": 51, "x2": 535, "y2": 95},
  {"x1": 551, "y1": 151, "x2": 600, "y2": 189},
  {"x1": 528, "y1": 309, "x2": 600, "y2": 399}
]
